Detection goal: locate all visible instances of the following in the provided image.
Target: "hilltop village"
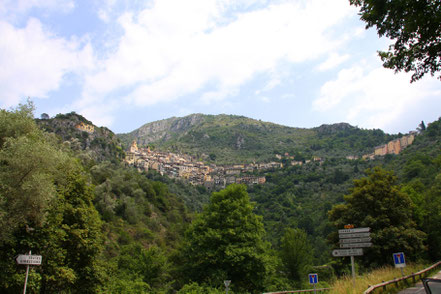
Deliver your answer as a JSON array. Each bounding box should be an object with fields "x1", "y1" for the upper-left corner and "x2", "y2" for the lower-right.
[
  {"x1": 362, "y1": 132, "x2": 416, "y2": 159},
  {"x1": 125, "y1": 141, "x2": 273, "y2": 189},
  {"x1": 124, "y1": 133, "x2": 416, "y2": 188}
]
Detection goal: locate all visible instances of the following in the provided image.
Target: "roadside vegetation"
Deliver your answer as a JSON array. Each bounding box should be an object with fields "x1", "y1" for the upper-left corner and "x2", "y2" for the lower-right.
[{"x1": 329, "y1": 263, "x2": 433, "y2": 294}]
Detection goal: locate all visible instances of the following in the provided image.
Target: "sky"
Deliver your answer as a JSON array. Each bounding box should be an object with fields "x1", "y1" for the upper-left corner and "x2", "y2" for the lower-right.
[{"x1": 1, "y1": 0, "x2": 440, "y2": 135}]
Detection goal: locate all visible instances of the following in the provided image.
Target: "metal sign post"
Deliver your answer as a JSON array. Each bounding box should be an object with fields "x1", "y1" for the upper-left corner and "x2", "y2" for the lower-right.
[
  {"x1": 23, "y1": 251, "x2": 30, "y2": 294},
  {"x1": 309, "y1": 273, "x2": 318, "y2": 294},
  {"x1": 393, "y1": 252, "x2": 406, "y2": 276},
  {"x1": 16, "y1": 251, "x2": 42, "y2": 294},
  {"x1": 334, "y1": 226, "x2": 372, "y2": 288}
]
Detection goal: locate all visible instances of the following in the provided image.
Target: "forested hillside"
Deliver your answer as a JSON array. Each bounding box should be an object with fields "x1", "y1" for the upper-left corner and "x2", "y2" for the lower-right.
[{"x1": 2, "y1": 101, "x2": 440, "y2": 293}]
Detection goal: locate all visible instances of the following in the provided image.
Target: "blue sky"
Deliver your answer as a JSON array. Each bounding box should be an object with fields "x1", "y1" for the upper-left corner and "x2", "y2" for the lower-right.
[{"x1": 1, "y1": 0, "x2": 440, "y2": 134}]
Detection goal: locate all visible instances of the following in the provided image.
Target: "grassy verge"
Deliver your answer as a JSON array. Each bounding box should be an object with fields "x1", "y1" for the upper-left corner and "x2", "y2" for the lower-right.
[{"x1": 328, "y1": 263, "x2": 430, "y2": 294}]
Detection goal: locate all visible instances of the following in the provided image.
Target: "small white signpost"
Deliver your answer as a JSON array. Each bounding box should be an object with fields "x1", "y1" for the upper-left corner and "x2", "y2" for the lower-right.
[
  {"x1": 334, "y1": 225, "x2": 372, "y2": 287},
  {"x1": 16, "y1": 251, "x2": 42, "y2": 294},
  {"x1": 393, "y1": 252, "x2": 406, "y2": 276},
  {"x1": 309, "y1": 273, "x2": 318, "y2": 294}
]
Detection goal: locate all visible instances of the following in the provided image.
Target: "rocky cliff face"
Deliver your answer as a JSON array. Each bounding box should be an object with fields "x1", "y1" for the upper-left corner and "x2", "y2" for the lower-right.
[
  {"x1": 37, "y1": 112, "x2": 124, "y2": 163},
  {"x1": 120, "y1": 114, "x2": 206, "y2": 146}
]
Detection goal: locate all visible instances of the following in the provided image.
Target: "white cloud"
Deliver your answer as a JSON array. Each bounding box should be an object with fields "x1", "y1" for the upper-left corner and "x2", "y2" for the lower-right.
[
  {"x1": 201, "y1": 88, "x2": 239, "y2": 104},
  {"x1": 317, "y1": 52, "x2": 350, "y2": 71},
  {"x1": 83, "y1": 0, "x2": 357, "y2": 110},
  {"x1": 0, "y1": 19, "x2": 94, "y2": 107},
  {"x1": 313, "y1": 62, "x2": 441, "y2": 131}
]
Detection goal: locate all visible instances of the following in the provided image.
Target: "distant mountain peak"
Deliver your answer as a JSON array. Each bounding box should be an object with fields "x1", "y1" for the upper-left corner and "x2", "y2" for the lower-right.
[{"x1": 315, "y1": 122, "x2": 355, "y2": 134}]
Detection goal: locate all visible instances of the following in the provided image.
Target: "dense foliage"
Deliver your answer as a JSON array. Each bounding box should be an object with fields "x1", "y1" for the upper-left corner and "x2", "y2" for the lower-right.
[
  {"x1": 328, "y1": 167, "x2": 426, "y2": 268},
  {"x1": 248, "y1": 157, "x2": 376, "y2": 264},
  {"x1": 350, "y1": 0, "x2": 441, "y2": 81},
  {"x1": 176, "y1": 184, "x2": 273, "y2": 293},
  {"x1": 280, "y1": 228, "x2": 313, "y2": 288},
  {"x1": 0, "y1": 102, "x2": 104, "y2": 293}
]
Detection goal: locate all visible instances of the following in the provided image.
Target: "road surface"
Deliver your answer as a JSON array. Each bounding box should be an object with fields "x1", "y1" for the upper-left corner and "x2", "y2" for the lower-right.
[{"x1": 398, "y1": 270, "x2": 441, "y2": 294}]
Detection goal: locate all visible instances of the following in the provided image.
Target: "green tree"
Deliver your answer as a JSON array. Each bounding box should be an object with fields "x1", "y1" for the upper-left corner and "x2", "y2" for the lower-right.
[
  {"x1": 424, "y1": 173, "x2": 441, "y2": 260},
  {"x1": 328, "y1": 167, "x2": 426, "y2": 268},
  {"x1": 178, "y1": 184, "x2": 272, "y2": 293},
  {"x1": 418, "y1": 121, "x2": 426, "y2": 132},
  {"x1": 280, "y1": 228, "x2": 312, "y2": 287},
  {"x1": 0, "y1": 101, "x2": 62, "y2": 244},
  {"x1": 350, "y1": 0, "x2": 441, "y2": 82},
  {"x1": 117, "y1": 243, "x2": 169, "y2": 288},
  {"x1": 177, "y1": 282, "x2": 225, "y2": 294},
  {"x1": 40, "y1": 113, "x2": 50, "y2": 120},
  {"x1": 0, "y1": 102, "x2": 104, "y2": 293}
]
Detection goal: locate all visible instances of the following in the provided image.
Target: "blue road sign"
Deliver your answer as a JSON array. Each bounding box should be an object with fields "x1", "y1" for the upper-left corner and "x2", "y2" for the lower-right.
[
  {"x1": 309, "y1": 273, "x2": 318, "y2": 284},
  {"x1": 393, "y1": 252, "x2": 406, "y2": 268}
]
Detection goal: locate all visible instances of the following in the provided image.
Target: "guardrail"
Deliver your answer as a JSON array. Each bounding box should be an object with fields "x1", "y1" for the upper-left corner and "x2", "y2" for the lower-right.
[
  {"x1": 363, "y1": 261, "x2": 441, "y2": 294},
  {"x1": 263, "y1": 288, "x2": 331, "y2": 294}
]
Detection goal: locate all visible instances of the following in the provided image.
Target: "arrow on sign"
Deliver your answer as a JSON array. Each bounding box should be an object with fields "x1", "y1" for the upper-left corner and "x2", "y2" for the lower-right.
[{"x1": 332, "y1": 248, "x2": 363, "y2": 257}]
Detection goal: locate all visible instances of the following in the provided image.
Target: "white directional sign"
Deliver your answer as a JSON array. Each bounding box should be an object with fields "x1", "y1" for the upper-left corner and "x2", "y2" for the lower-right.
[
  {"x1": 340, "y1": 242, "x2": 372, "y2": 248},
  {"x1": 339, "y1": 232, "x2": 371, "y2": 239},
  {"x1": 340, "y1": 237, "x2": 372, "y2": 244},
  {"x1": 16, "y1": 254, "x2": 42, "y2": 265},
  {"x1": 332, "y1": 248, "x2": 363, "y2": 257},
  {"x1": 338, "y1": 227, "x2": 370, "y2": 234}
]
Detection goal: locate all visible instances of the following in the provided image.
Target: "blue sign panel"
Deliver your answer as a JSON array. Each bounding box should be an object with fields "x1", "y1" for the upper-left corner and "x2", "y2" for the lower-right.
[
  {"x1": 309, "y1": 273, "x2": 318, "y2": 284},
  {"x1": 393, "y1": 252, "x2": 406, "y2": 268}
]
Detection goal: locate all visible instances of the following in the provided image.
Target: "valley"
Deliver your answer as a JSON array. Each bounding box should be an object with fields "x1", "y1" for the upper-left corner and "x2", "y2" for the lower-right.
[{"x1": 1, "y1": 105, "x2": 440, "y2": 294}]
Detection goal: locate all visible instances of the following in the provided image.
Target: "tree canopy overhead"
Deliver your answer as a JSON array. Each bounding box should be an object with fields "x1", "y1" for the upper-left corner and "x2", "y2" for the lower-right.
[{"x1": 350, "y1": 0, "x2": 441, "y2": 82}]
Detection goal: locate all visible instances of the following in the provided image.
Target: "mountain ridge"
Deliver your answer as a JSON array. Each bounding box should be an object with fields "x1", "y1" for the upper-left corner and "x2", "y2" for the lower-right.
[{"x1": 117, "y1": 113, "x2": 396, "y2": 164}]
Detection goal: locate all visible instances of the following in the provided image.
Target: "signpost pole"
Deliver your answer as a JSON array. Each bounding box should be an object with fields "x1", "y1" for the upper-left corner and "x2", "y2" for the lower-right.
[
  {"x1": 351, "y1": 255, "x2": 356, "y2": 287},
  {"x1": 23, "y1": 250, "x2": 30, "y2": 294},
  {"x1": 309, "y1": 273, "x2": 318, "y2": 293}
]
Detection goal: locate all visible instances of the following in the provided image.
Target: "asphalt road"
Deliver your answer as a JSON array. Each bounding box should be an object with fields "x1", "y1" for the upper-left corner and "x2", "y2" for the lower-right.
[{"x1": 398, "y1": 271, "x2": 441, "y2": 294}]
